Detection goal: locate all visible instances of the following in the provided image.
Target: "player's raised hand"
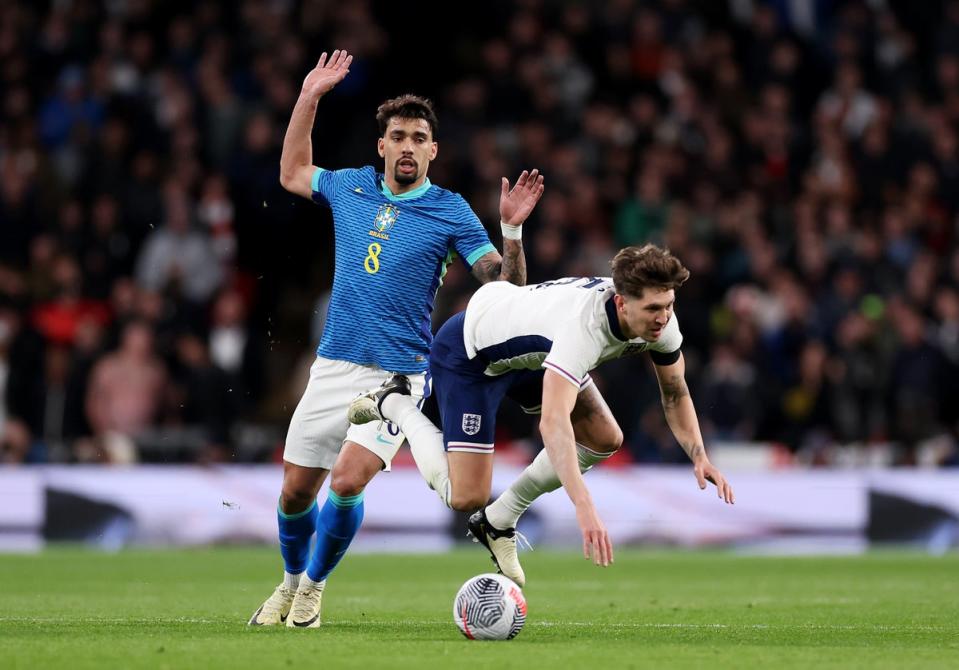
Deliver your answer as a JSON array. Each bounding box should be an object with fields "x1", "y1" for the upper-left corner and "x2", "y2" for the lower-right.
[
  {"x1": 575, "y1": 502, "x2": 614, "y2": 568},
  {"x1": 694, "y1": 459, "x2": 735, "y2": 504},
  {"x1": 499, "y1": 169, "x2": 545, "y2": 229},
  {"x1": 301, "y1": 50, "x2": 353, "y2": 99}
]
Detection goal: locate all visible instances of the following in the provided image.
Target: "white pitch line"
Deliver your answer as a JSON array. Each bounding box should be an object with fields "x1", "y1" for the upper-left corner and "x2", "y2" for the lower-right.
[{"x1": 529, "y1": 622, "x2": 953, "y2": 632}]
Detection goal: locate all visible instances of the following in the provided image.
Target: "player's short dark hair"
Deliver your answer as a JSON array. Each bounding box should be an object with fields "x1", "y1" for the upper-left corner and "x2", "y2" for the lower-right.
[
  {"x1": 376, "y1": 94, "x2": 439, "y2": 137},
  {"x1": 611, "y1": 244, "x2": 690, "y2": 299}
]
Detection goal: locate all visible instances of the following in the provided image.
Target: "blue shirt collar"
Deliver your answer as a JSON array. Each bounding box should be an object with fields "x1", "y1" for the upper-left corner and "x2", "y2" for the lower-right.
[{"x1": 380, "y1": 177, "x2": 432, "y2": 201}]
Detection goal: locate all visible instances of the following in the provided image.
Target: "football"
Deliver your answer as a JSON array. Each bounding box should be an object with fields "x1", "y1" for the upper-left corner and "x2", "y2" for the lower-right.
[{"x1": 452, "y1": 573, "x2": 527, "y2": 640}]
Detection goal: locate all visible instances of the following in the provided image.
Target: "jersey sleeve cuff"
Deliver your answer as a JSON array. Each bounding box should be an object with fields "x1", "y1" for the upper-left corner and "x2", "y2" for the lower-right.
[
  {"x1": 310, "y1": 167, "x2": 326, "y2": 204},
  {"x1": 464, "y1": 243, "x2": 497, "y2": 268},
  {"x1": 543, "y1": 361, "x2": 586, "y2": 389}
]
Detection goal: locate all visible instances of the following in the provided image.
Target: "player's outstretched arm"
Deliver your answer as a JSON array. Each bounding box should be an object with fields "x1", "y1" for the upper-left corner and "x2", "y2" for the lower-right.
[
  {"x1": 652, "y1": 352, "x2": 735, "y2": 504},
  {"x1": 470, "y1": 169, "x2": 545, "y2": 286},
  {"x1": 540, "y1": 370, "x2": 614, "y2": 567},
  {"x1": 279, "y1": 49, "x2": 353, "y2": 199}
]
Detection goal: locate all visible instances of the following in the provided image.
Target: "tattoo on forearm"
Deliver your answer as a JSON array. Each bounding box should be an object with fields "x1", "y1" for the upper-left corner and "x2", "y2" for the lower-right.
[
  {"x1": 659, "y1": 374, "x2": 689, "y2": 410},
  {"x1": 472, "y1": 256, "x2": 502, "y2": 284},
  {"x1": 685, "y1": 443, "x2": 705, "y2": 461},
  {"x1": 472, "y1": 240, "x2": 527, "y2": 286},
  {"x1": 498, "y1": 239, "x2": 526, "y2": 286}
]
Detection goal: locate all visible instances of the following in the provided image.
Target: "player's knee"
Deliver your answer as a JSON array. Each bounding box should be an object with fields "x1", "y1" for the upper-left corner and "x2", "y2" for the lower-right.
[
  {"x1": 450, "y1": 491, "x2": 488, "y2": 513},
  {"x1": 603, "y1": 426, "x2": 624, "y2": 454},
  {"x1": 280, "y1": 486, "x2": 316, "y2": 515},
  {"x1": 330, "y1": 469, "x2": 369, "y2": 498},
  {"x1": 280, "y1": 463, "x2": 326, "y2": 513}
]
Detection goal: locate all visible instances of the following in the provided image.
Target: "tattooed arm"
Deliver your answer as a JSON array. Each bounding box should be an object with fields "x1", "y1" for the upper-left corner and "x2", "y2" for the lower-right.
[
  {"x1": 470, "y1": 240, "x2": 525, "y2": 285},
  {"x1": 653, "y1": 352, "x2": 735, "y2": 504}
]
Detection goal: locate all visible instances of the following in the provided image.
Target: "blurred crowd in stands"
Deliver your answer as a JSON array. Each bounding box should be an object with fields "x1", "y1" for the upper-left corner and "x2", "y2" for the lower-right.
[{"x1": 1, "y1": 0, "x2": 958, "y2": 466}]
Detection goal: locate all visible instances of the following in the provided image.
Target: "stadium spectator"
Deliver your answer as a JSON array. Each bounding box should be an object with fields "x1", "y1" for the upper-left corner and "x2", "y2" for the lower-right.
[
  {"x1": 171, "y1": 331, "x2": 234, "y2": 451},
  {"x1": 84, "y1": 320, "x2": 167, "y2": 463},
  {"x1": 134, "y1": 180, "x2": 224, "y2": 304},
  {"x1": 208, "y1": 288, "x2": 263, "y2": 412}
]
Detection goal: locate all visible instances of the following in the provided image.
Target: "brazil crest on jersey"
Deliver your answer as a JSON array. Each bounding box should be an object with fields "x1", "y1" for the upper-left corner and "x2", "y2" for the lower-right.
[{"x1": 311, "y1": 166, "x2": 495, "y2": 373}]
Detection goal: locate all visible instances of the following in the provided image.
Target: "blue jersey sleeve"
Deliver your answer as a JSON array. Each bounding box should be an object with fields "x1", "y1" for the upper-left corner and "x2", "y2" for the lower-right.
[
  {"x1": 310, "y1": 167, "x2": 340, "y2": 207},
  {"x1": 450, "y1": 196, "x2": 496, "y2": 269}
]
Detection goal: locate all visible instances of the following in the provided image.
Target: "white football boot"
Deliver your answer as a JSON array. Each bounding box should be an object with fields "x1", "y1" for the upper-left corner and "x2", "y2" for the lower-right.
[
  {"x1": 467, "y1": 509, "x2": 528, "y2": 587},
  {"x1": 247, "y1": 583, "x2": 296, "y2": 626},
  {"x1": 286, "y1": 579, "x2": 326, "y2": 629}
]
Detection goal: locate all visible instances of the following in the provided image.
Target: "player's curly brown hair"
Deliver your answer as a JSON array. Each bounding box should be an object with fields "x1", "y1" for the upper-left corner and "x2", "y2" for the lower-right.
[
  {"x1": 611, "y1": 244, "x2": 690, "y2": 298},
  {"x1": 376, "y1": 94, "x2": 439, "y2": 137}
]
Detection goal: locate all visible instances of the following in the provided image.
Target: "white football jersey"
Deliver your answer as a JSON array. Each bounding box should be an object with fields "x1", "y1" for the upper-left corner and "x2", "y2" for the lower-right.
[{"x1": 462, "y1": 277, "x2": 683, "y2": 388}]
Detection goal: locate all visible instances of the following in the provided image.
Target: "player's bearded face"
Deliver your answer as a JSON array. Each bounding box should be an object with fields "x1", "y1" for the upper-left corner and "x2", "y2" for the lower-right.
[{"x1": 380, "y1": 117, "x2": 436, "y2": 187}]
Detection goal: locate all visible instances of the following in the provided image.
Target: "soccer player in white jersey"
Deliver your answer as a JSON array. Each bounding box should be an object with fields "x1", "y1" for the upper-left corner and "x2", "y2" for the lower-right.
[
  {"x1": 249, "y1": 50, "x2": 544, "y2": 627},
  {"x1": 350, "y1": 244, "x2": 734, "y2": 585}
]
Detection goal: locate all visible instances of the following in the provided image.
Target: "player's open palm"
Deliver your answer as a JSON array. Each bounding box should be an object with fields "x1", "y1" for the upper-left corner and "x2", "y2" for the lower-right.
[
  {"x1": 575, "y1": 502, "x2": 614, "y2": 567},
  {"x1": 302, "y1": 50, "x2": 353, "y2": 99},
  {"x1": 500, "y1": 169, "x2": 545, "y2": 228}
]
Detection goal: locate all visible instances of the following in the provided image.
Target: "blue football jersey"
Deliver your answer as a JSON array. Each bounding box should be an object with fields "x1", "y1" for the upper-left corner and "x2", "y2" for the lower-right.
[{"x1": 311, "y1": 166, "x2": 496, "y2": 373}]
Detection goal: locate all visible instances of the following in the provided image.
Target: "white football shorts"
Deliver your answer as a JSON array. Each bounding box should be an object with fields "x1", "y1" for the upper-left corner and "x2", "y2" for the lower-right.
[{"x1": 283, "y1": 355, "x2": 430, "y2": 470}]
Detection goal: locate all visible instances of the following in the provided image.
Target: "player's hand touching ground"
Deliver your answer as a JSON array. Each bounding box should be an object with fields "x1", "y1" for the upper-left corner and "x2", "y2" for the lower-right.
[
  {"x1": 301, "y1": 50, "x2": 353, "y2": 99},
  {"x1": 694, "y1": 459, "x2": 735, "y2": 504},
  {"x1": 500, "y1": 169, "x2": 545, "y2": 228},
  {"x1": 575, "y1": 502, "x2": 614, "y2": 567}
]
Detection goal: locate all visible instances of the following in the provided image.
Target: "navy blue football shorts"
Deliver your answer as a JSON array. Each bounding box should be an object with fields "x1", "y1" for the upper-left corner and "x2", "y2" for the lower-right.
[{"x1": 429, "y1": 312, "x2": 545, "y2": 454}]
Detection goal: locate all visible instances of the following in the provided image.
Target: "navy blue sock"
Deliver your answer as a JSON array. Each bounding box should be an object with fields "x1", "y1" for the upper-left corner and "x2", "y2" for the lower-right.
[
  {"x1": 278, "y1": 499, "x2": 318, "y2": 575},
  {"x1": 306, "y1": 491, "x2": 364, "y2": 583}
]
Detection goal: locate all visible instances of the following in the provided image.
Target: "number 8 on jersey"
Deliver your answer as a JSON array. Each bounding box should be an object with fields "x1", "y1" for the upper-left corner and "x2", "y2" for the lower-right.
[{"x1": 365, "y1": 242, "x2": 382, "y2": 274}]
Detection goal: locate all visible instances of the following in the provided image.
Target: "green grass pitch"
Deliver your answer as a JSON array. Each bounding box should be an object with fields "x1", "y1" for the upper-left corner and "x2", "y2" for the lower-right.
[{"x1": 1, "y1": 547, "x2": 957, "y2": 669}]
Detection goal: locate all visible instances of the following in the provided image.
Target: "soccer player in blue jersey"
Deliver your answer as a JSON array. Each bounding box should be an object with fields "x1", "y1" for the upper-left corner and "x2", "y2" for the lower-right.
[{"x1": 248, "y1": 50, "x2": 544, "y2": 627}]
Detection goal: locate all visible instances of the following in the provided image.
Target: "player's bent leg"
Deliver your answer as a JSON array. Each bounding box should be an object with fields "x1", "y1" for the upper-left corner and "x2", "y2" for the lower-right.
[
  {"x1": 403, "y1": 417, "x2": 451, "y2": 506},
  {"x1": 448, "y1": 451, "x2": 525, "y2": 586},
  {"x1": 287, "y1": 442, "x2": 382, "y2": 629},
  {"x1": 569, "y1": 383, "x2": 623, "y2": 458},
  {"x1": 448, "y1": 451, "x2": 493, "y2": 512},
  {"x1": 267, "y1": 356, "x2": 353, "y2": 625},
  {"x1": 349, "y1": 374, "x2": 452, "y2": 506},
  {"x1": 249, "y1": 463, "x2": 328, "y2": 626}
]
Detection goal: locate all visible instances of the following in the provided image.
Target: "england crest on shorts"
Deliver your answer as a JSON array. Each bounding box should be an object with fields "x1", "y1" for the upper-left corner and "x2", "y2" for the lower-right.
[{"x1": 462, "y1": 413, "x2": 482, "y2": 436}]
